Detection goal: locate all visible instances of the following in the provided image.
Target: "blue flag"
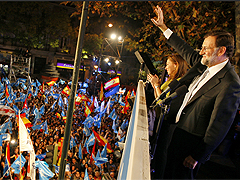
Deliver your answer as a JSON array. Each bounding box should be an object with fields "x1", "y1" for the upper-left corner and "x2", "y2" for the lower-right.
[
  {"x1": 85, "y1": 132, "x2": 95, "y2": 153},
  {"x1": 32, "y1": 122, "x2": 43, "y2": 130},
  {"x1": 44, "y1": 96, "x2": 48, "y2": 104},
  {"x1": 83, "y1": 115, "x2": 94, "y2": 128},
  {"x1": 78, "y1": 143, "x2": 82, "y2": 159},
  {"x1": 104, "y1": 85, "x2": 120, "y2": 98},
  {"x1": 35, "y1": 160, "x2": 54, "y2": 180},
  {"x1": 94, "y1": 156, "x2": 108, "y2": 167},
  {"x1": 83, "y1": 124, "x2": 90, "y2": 136},
  {"x1": 59, "y1": 79, "x2": 65, "y2": 85},
  {"x1": 101, "y1": 144, "x2": 107, "y2": 158},
  {"x1": 115, "y1": 136, "x2": 125, "y2": 147},
  {"x1": 33, "y1": 87, "x2": 38, "y2": 97},
  {"x1": 121, "y1": 119, "x2": 128, "y2": 130},
  {"x1": 51, "y1": 101, "x2": 57, "y2": 112},
  {"x1": 39, "y1": 105, "x2": 45, "y2": 115},
  {"x1": 42, "y1": 121, "x2": 48, "y2": 134},
  {"x1": 36, "y1": 79, "x2": 41, "y2": 87},
  {"x1": 112, "y1": 119, "x2": 118, "y2": 134},
  {"x1": 84, "y1": 167, "x2": 90, "y2": 180},
  {"x1": 36, "y1": 153, "x2": 47, "y2": 160},
  {"x1": 70, "y1": 136, "x2": 77, "y2": 150},
  {"x1": 0, "y1": 121, "x2": 12, "y2": 134},
  {"x1": 0, "y1": 97, "x2": 6, "y2": 105},
  {"x1": 10, "y1": 154, "x2": 26, "y2": 174},
  {"x1": 3, "y1": 156, "x2": 10, "y2": 176},
  {"x1": 13, "y1": 104, "x2": 20, "y2": 115},
  {"x1": 58, "y1": 95, "x2": 63, "y2": 109}
]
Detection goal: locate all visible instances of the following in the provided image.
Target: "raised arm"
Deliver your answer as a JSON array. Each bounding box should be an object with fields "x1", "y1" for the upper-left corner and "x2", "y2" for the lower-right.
[{"x1": 151, "y1": 5, "x2": 168, "y2": 33}]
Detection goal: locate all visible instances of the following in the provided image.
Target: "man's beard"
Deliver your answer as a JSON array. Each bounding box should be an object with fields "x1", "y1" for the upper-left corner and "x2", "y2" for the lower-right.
[{"x1": 201, "y1": 49, "x2": 218, "y2": 67}]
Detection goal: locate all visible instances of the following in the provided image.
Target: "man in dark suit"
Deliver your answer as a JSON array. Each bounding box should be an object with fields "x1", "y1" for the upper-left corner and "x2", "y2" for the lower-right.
[{"x1": 151, "y1": 5, "x2": 240, "y2": 179}]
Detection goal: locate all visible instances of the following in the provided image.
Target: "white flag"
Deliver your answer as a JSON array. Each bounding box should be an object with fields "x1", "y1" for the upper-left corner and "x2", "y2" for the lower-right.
[
  {"x1": 106, "y1": 98, "x2": 111, "y2": 115},
  {"x1": 19, "y1": 113, "x2": 36, "y2": 180},
  {"x1": 94, "y1": 96, "x2": 99, "y2": 108},
  {"x1": 100, "y1": 101, "x2": 105, "y2": 112}
]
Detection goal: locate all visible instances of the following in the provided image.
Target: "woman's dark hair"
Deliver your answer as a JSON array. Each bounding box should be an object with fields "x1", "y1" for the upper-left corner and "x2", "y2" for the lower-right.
[{"x1": 167, "y1": 54, "x2": 189, "y2": 81}]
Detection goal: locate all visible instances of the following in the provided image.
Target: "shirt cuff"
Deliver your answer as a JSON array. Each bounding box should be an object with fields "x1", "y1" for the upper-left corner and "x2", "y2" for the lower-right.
[{"x1": 163, "y1": 28, "x2": 173, "y2": 39}]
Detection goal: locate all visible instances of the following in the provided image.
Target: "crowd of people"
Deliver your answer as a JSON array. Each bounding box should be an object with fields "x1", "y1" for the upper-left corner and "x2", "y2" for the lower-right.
[{"x1": 0, "y1": 76, "x2": 134, "y2": 180}]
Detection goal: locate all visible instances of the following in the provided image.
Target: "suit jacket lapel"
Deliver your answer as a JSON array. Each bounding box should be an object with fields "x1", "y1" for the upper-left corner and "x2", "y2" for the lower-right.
[{"x1": 186, "y1": 61, "x2": 231, "y2": 106}]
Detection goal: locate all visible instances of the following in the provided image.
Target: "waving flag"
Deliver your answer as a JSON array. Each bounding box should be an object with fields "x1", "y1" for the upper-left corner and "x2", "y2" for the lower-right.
[
  {"x1": 62, "y1": 85, "x2": 71, "y2": 96},
  {"x1": 35, "y1": 160, "x2": 54, "y2": 180},
  {"x1": 59, "y1": 79, "x2": 65, "y2": 85},
  {"x1": 5, "y1": 84, "x2": 9, "y2": 98},
  {"x1": 46, "y1": 80, "x2": 56, "y2": 87},
  {"x1": 112, "y1": 119, "x2": 118, "y2": 134},
  {"x1": 101, "y1": 144, "x2": 107, "y2": 158},
  {"x1": 0, "y1": 105, "x2": 15, "y2": 117},
  {"x1": 85, "y1": 132, "x2": 95, "y2": 153},
  {"x1": 104, "y1": 76, "x2": 120, "y2": 90},
  {"x1": 3, "y1": 142, "x2": 10, "y2": 176},
  {"x1": 51, "y1": 101, "x2": 57, "y2": 112},
  {"x1": 17, "y1": 113, "x2": 32, "y2": 128},
  {"x1": 108, "y1": 108, "x2": 117, "y2": 120},
  {"x1": 92, "y1": 130, "x2": 113, "y2": 153},
  {"x1": 105, "y1": 85, "x2": 120, "y2": 98},
  {"x1": 70, "y1": 136, "x2": 77, "y2": 150},
  {"x1": 58, "y1": 95, "x2": 64, "y2": 109},
  {"x1": 83, "y1": 115, "x2": 94, "y2": 128},
  {"x1": 106, "y1": 98, "x2": 111, "y2": 115},
  {"x1": 0, "y1": 120, "x2": 12, "y2": 134},
  {"x1": 84, "y1": 167, "x2": 90, "y2": 180},
  {"x1": 36, "y1": 152, "x2": 46, "y2": 160},
  {"x1": 36, "y1": 79, "x2": 41, "y2": 87},
  {"x1": 81, "y1": 94, "x2": 91, "y2": 102},
  {"x1": 83, "y1": 124, "x2": 90, "y2": 136},
  {"x1": 10, "y1": 154, "x2": 26, "y2": 174},
  {"x1": 0, "y1": 97, "x2": 6, "y2": 105},
  {"x1": 42, "y1": 121, "x2": 48, "y2": 134},
  {"x1": 39, "y1": 105, "x2": 45, "y2": 115},
  {"x1": 94, "y1": 96, "x2": 99, "y2": 108},
  {"x1": 0, "y1": 133, "x2": 11, "y2": 142},
  {"x1": 14, "y1": 94, "x2": 26, "y2": 103},
  {"x1": 19, "y1": 113, "x2": 35, "y2": 179},
  {"x1": 84, "y1": 104, "x2": 91, "y2": 117},
  {"x1": 121, "y1": 119, "x2": 128, "y2": 130},
  {"x1": 115, "y1": 136, "x2": 125, "y2": 147},
  {"x1": 78, "y1": 143, "x2": 82, "y2": 159}
]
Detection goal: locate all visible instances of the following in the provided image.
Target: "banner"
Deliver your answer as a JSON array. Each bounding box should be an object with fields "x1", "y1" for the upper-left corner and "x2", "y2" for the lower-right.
[
  {"x1": 117, "y1": 80, "x2": 150, "y2": 180},
  {"x1": 0, "y1": 105, "x2": 15, "y2": 117}
]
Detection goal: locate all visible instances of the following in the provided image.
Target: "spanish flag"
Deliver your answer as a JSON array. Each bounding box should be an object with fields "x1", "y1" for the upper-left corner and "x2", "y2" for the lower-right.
[
  {"x1": 17, "y1": 113, "x2": 32, "y2": 128},
  {"x1": 92, "y1": 130, "x2": 113, "y2": 153},
  {"x1": 62, "y1": 116, "x2": 66, "y2": 123},
  {"x1": 46, "y1": 80, "x2": 56, "y2": 87},
  {"x1": 3, "y1": 142, "x2": 10, "y2": 176},
  {"x1": 81, "y1": 94, "x2": 91, "y2": 102},
  {"x1": 84, "y1": 104, "x2": 91, "y2": 117},
  {"x1": 104, "y1": 76, "x2": 120, "y2": 90},
  {"x1": 5, "y1": 84, "x2": 9, "y2": 98},
  {"x1": 62, "y1": 85, "x2": 71, "y2": 96}
]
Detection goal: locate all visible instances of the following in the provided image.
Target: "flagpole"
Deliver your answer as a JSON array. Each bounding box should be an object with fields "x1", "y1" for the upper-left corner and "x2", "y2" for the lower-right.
[
  {"x1": 19, "y1": 111, "x2": 22, "y2": 179},
  {"x1": 58, "y1": 2, "x2": 89, "y2": 180}
]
